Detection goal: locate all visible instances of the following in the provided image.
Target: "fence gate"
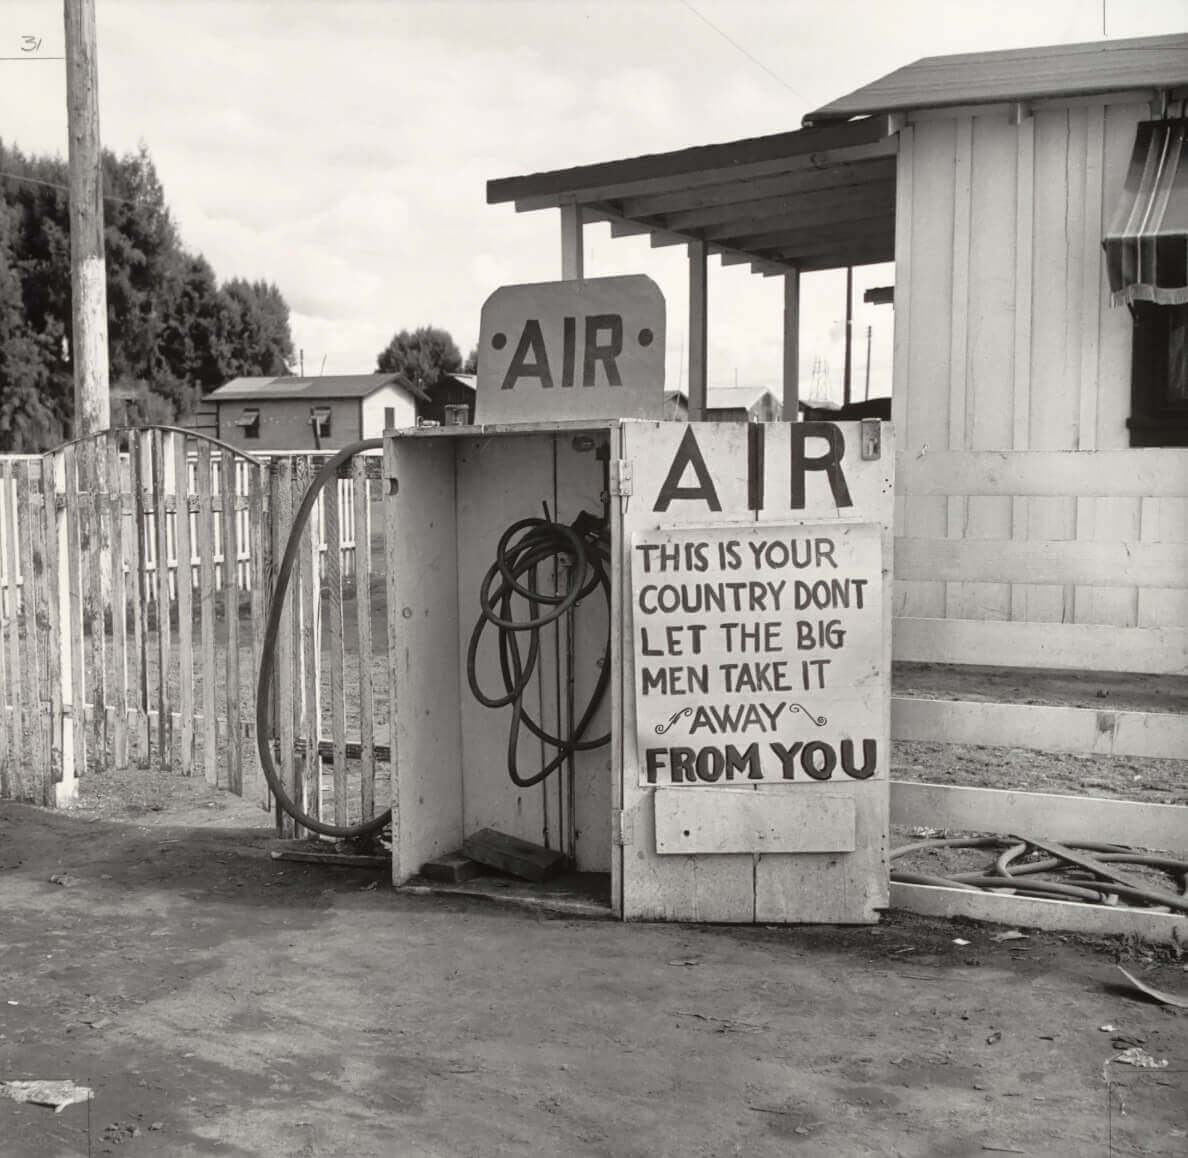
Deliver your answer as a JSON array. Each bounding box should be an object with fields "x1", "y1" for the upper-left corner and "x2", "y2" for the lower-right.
[{"x1": 0, "y1": 427, "x2": 387, "y2": 836}]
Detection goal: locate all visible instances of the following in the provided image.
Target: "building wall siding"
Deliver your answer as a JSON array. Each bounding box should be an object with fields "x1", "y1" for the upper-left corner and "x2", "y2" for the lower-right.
[
  {"x1": 894, "y1": 97, "x2": 1188, "y2": 630},
  {"x1": 361, "y1": 385, "x2": 416, "y2": 435},
  {"x1": 217, "y1": 397, "x2": 364, "y2": 452}
]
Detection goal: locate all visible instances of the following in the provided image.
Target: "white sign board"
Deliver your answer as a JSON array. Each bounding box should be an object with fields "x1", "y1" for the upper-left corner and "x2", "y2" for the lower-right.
[
  {"x1": 476, "y1": 275, "x2": 665, "y2": 424},
  {"x1": 631, "y1": 522, "x2": 883, "y2": 787}
]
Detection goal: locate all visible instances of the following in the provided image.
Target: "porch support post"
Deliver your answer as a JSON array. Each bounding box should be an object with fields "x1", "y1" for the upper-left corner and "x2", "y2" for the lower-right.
[
  {"x1": 688, "y1": 239, "x2": 708, "y2": 420},
  {"x1": 560, "y1": 201, "x2": 584, "y2": 280},
  {"x1": 782, "y1": 268, "x2": 800, "y2": 420}
]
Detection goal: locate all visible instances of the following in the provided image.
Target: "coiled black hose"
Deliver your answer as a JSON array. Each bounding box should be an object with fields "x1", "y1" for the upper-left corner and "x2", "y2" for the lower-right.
[
  {"x1": 256, "y1": 439, "x2": 390, "y2": 839},
  {"x1": 466, "y1": 513, "x2": 611, "y2": 788}
]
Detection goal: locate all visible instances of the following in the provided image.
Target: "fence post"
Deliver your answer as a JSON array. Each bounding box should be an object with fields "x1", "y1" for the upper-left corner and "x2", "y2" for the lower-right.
[{"x1": 57, "y1": 449, "x2": 81, "y2": 806}]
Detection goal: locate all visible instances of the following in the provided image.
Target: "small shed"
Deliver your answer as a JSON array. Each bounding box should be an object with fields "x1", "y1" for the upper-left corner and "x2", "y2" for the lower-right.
[{"x1": 208, "y1": 374, "x2": 418, "y2": 451}]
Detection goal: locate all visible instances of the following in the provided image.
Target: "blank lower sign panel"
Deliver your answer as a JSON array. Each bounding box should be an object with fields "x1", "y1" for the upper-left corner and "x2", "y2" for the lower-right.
[{"x1": 653, "y1": 787, "x2": 856, "y2": 855}]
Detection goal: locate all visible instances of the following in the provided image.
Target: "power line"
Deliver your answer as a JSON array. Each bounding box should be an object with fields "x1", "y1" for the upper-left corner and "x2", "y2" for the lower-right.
[
  {"x1": 678, "y1": 0, "x2": 806, "y2": 101},
  {"x1": 0, "y1": 168, "x2": 148, "y2": 208}
]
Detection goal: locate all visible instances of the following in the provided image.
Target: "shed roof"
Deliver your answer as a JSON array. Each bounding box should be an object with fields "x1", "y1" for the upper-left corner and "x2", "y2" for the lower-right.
[
  {"x1": 210, "y1": 374, "x2": 403, "y2": 401},
  {"x1": 805, "y1": 33, "x2": 1188, "y2": 125}
]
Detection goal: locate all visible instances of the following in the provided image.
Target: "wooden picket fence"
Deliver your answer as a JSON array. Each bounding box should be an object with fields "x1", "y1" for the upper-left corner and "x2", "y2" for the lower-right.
[{"x1": 0, "y1": 428, "x2": 387, "y2": 836}]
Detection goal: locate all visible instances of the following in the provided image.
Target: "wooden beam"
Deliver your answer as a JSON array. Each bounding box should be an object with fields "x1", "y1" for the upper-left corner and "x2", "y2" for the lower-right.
[
  {"x1": 664, "y1": 178, "x2": 896, "y2": 235},
  {"x1": 688, "y1": 240, "x2": 708, "y2": 421},
  {"x1": 713, "y1": 214, "x2": 895, "y2": 255},
  {"x1": 895, "y1": 535, "x2": 1188, "y2": 588},
  {"x1": 893, "y1": 616, "x2": 1188, "y2": 675},
  {"x1": 488, "y1": 117, "x2": 895, "y2": 207},
  {"x1": 505, "y1": 138, "x2": 899, "y2": 214},
  {"x1": 891, "y1": 882, "x2": 1186, "y2": 945},
  {"x1": 891, "y1": 780, "x2": 1188, "y2": 853},
  {"x1": 560, "y1": 202, "x2": 583, "y2": 280},
  {"x1": 618, "y1": 157, "x2": 898, "y2": 218},
  {"x1": 783, "y1": 271, "x2": 800, "y2": 419},
  {"x1": 891, "y1": 697, "x2": 1188, "y2": 761},
  {"x1": 897, "y1": 448, "x2": 1188, "y2": 498},
  {"x1": 64, "y1": 0, "x2": 110, "y2": 436}
]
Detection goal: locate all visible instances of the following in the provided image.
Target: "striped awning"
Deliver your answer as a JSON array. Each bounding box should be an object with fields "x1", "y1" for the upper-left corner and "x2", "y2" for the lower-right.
[{"x1": 1104, "y1": 119, "x2": 1188, "y2": 307}]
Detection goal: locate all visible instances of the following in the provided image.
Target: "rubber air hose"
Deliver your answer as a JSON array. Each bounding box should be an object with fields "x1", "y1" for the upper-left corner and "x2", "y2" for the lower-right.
[
  {"x1": 466, "y1": 514, "x2": 612, "y2": 789},
  {"x1": 255, "y1": 438, "x2": 390, "y2": 839}
]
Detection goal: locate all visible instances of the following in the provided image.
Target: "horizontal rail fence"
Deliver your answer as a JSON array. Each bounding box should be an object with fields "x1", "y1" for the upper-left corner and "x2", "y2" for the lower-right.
[
  {"x1": 889, "y1": 447, "x2": 1188, "y2": 941},
  {"x1": 0, "y1": 432, "x2": 387, "y2": 835}
]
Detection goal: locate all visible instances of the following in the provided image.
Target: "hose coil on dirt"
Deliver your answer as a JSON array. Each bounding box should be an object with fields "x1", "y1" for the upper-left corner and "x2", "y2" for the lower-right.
[{"x1": 466, "y1": 513, "x2": 612, "y2": 788}]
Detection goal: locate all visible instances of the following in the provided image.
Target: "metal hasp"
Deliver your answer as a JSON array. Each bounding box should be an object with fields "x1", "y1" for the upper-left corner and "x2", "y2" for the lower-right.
[{"x1": 860, "y1": 417, "x2": 881, "y2": 460}]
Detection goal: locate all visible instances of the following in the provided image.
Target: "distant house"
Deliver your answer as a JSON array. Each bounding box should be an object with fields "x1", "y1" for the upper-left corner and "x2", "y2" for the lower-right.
[
  {"x1": 418, "y1": 373, "x2": 476, "y2": 425},
  {"x1": 207, "y1": 374, "x2": 419, "y2": 451},
  {"x1": 664, "y1": 386, "x2": 783, "y2": 423}
]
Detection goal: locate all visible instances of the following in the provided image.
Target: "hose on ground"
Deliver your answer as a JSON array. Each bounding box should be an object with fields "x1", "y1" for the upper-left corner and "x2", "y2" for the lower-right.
[
  {"x1": 891, "y1": 835, "x2": 1188, "y2": 912},
  {"x1": 256, "y1": 438, "x2": 390, "y2": 839},
  {"x1": 466, "y1": 512, "x2": 611, "y2": 789}
]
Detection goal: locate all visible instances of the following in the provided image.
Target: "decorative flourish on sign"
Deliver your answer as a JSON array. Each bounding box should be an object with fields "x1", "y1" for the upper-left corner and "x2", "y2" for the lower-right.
[
  {"x1": 788, "y1": 703, "x2": 828, "y2": 727},
  {"x1": 654, "y1": 707, "x2": 694, "y2": 735}
]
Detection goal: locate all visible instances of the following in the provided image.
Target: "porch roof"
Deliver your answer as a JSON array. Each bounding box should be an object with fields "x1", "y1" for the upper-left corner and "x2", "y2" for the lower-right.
[{"x1": 486, "y1": 115, "x2": 898, "y2": 276}]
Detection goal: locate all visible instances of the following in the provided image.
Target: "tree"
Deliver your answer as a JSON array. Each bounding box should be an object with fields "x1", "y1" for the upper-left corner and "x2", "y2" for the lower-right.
[
  {"x1": 462, "y1": 345, "x2": 478, "y2": 374},
  {"x1": 376, "y1": 325, "x2": 462, "y2": 396},
  {"x1": 0, "y1": 138, "x2": 296, "y2": 450}
]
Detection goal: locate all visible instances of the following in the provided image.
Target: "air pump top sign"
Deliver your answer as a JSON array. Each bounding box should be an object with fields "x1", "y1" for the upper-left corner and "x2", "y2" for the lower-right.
[{"x1": 476, "y1": 275, "x2": 666, "y2": 424}]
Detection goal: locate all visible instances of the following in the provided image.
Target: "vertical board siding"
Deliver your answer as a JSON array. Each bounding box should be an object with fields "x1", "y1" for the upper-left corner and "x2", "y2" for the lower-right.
[
  {"x1": 900, "y1": 118, "x2": 956, "y2": 619},
  {"x1": 898, "y1": 98, "x2": 1188, "y2": 637}
]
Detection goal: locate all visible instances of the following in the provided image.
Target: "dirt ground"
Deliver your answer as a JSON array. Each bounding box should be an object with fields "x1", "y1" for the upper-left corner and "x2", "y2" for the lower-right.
[{"x1": 1, "y1": 768, "x2": 1186, "y2": 1158}]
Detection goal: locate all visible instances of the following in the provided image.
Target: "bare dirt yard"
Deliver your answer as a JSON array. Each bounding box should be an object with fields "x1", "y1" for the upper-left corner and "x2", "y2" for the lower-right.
[{"x1": 2, "y1": 759, "x2": 1186, "y2": 1158}]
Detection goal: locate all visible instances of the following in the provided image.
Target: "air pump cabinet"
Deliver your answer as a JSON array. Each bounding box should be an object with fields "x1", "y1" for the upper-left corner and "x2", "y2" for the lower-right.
[{"x1": 382, "y1": 418, "x2": 894, "y2": 923}]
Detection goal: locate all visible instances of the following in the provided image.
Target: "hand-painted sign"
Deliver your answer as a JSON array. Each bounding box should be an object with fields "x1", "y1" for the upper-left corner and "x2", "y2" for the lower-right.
[
  {"x1": 476, "y1": 275, "x2": 665, "y2": 423},
  {"x1": 631, "y1": 521, "x2": 883, "y2": 786}
]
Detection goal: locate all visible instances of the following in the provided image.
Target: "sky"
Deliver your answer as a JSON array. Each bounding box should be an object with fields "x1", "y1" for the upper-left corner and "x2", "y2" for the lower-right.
[{"x1": 2, "y1": 0, "x2": 1185, "y2": 405}]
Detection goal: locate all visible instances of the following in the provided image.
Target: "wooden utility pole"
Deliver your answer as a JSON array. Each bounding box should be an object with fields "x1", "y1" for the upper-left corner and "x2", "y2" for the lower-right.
[{"x1": 64, "y1": 0, "x2": 110, "y2": 435}]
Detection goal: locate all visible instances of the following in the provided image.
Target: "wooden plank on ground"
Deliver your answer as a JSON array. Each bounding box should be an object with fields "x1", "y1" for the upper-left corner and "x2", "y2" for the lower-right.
[
  {"x1": 322, "y1": 471, "x2": 348, "y2": 826},
  {"x1": 151, "y1": 431, "x2": 172, "y2": 769},
  {"x1": 222, "y1": 452, "x2": 242, "y2": 795},
  {"x1": 195, "y1": 440, "x2": 218, "y2": 785},
  {"x1": 892, "y1": 696, "x2": 1188, "y2": 761},
  {"x1": 105, "y1": 434, "x2": 129, "y2": 769},
  {"x1": 891, "y1": 780, "x2": 1188, "y2": 854},
  {"x1": 892, "y1": 616, "x2": 1188, "y2": 675},
  {"x1": 173, "y1": 433, "x2": 194, "y2": 775},
  {"x1": 352, "y1": 457, "x2": 376, "y2": 823},
  {"x1": 898, "y1": 448, "x2": 1188, "y2": 499},
  {"x1": 895, "y1": 536, "x2": 1188, "y2": 589},
  {"x1": 891, "y1": 882, "x2": 1186, "y2": 945},
  {"x1": 461, "y1": 827, "x2": 567, "y2": 883},
  {"x1": 15, "y1": 463, "x2": 44, "y2": 801}
]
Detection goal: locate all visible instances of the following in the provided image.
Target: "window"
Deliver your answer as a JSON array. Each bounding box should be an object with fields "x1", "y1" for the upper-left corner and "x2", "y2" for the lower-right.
[
  {"x1": 384, "y1": 406, "x2": 395, "y2": 430},
  {"x1": 1128, "y1": 303, "x2": 1188, "y2": 447},
  {"x1": 310, "y1": 406, "x2": 332, "y2": 439},
  {"x1": 1103, "y1": 118, "x2": 1188, "y2": 447},
  {"x1": 232, "y1": 408, "x2": 260, "y2": 439}
]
